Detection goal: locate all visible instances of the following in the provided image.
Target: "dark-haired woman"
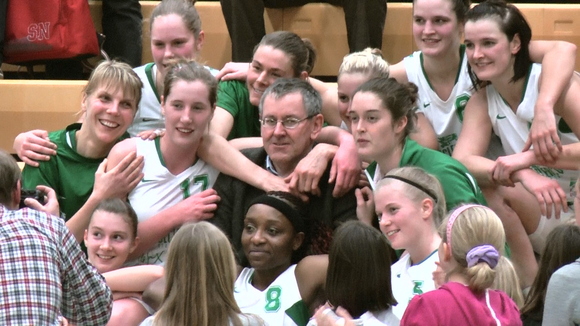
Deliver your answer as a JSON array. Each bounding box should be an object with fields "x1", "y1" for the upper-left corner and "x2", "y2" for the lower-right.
[
  {"x1": 309, "y1": 220, "x2": 399, "y2": 325},
  {"x1": 348, "y1": 77, "x2": 485, "y2": 220},
  {"x1": 454, "y1": 0, "x2": 580, "y2": 264},
  {"x1": 234, "y1": 191, "x2": 327, "y2": 326}
]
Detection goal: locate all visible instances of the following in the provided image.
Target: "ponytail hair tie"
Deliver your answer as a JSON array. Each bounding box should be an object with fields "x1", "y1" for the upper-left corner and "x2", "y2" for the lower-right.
[{"x1": 466, "y1": 244, "x2": 499, "y2": 268}]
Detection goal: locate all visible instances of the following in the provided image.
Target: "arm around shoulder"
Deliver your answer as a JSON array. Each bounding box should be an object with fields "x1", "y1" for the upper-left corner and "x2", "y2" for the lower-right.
[
  {"x1": 388, "y1": 61, "x2": 409, "y2": 84},
  {"x1": 209, "y1": 107, "x2": 235, "y2": 138},
  {"x1": 103, "y1": 265, "x2": 164, "y2": 292}
]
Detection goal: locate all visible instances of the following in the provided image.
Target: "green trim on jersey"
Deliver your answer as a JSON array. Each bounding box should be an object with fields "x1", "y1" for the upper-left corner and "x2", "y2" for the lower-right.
[
  {"x1": 497, "y1": 64, "x2": 534, "y2": 109},
  {"x1": 145, "y1": 63, "x2": 161, "y2": 103},
  {"x1": 286, "y1": 300, "x2": 310, "y2": 326},
  {"x1": 66, "y1": 128, "x2": 78, "y2": 151},
  {"x1": 154, "y1": 137, "x2": 166, "y2": 168},
  {"x1": 420, "y1": 45, "x2": 466, "y2": 91},
  {"x1": 154, "y1": 137, "x2": 199, "y2": 169},
  {"x1": 520, "y1": 64, "x2": 533, "y2": 104}
]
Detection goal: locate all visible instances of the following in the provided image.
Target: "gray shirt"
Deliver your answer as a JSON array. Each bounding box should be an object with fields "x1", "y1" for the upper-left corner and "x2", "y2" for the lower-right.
[{"x1": 542, "y1": 258, "x2": 580, "y2": 326}]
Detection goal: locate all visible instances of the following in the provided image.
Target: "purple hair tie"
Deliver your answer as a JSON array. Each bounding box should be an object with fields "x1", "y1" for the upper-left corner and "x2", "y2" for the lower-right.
[{"x1": 466, "y1": 244, "x2": 499, "y2": 268}]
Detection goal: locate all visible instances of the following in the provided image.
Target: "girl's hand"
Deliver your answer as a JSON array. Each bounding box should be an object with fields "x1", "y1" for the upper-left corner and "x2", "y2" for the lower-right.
[
  {"x1": 215, "y1": 62, "x2": 250, "y2": 81},
  {"x1": 355, "y1": 187, "x2": 375, "y2": 226},
  {"x1": 313, "y1": 304, "x2": 357, "y2": 326},
  {"x1": 92, "y1": 153, "x2": 144, "y2": 200},
  {"x1": 137, "y1": 128, "x2": 164, "y2": 140},
  {"x1": 491, "y1": 152, "x2": 534, "y2": 186},
  {"x1": 523, "y1": 106, "x2": 562, "y2": 163},
  {"x1": 517, "y1": 170, "x2": 568, "y2": 219},
  {"x1": 14, "y1": 130, "x2": 57, "y2": 167},
  {"x1": 330, "y1": 138, "x2": 361, "y2": 198},
  {"x1": 286, "y1": 144, "x2": 333, "y2": 197}
]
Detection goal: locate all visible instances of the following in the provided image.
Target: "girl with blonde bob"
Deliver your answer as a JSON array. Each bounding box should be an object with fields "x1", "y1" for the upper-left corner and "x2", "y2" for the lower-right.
[
  {"x1": 401, "y1": 205, "x2": 521, "y2": 325},
  {"x1": 140, "y1": 222, "x2": 263, "y2": 326}
]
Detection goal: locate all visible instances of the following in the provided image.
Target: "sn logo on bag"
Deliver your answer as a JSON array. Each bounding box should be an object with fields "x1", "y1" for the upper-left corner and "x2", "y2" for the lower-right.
[
  {"x1": 27, "y1": 23, "x2": 51, "y2": 41},
  {"x1": 3, "y1": 0, "x2": 99, "y2": 64}
]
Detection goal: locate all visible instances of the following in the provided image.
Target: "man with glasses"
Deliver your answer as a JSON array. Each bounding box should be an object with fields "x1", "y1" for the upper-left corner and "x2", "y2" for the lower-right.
[{"x1": 210, "y1": 78, "x2": 357, "y2": 256}]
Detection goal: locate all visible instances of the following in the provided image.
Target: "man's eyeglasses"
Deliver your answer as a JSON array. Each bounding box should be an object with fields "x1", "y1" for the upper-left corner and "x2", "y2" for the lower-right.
[{"x1": 259, "y1": 116, "x2": 313, "y2": 129}]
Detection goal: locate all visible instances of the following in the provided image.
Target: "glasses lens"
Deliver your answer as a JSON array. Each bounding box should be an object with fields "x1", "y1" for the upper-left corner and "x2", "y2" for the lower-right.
[
  {"x1": 262, "y1": 118, "x2": 276, "y2": 127},
  {"x1": 283, "y1": 118, "x2": 300, "y2": 129}
]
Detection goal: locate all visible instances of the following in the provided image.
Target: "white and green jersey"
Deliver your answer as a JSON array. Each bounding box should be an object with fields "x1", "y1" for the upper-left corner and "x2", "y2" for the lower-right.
[
  {"x1": 487, "y1": 63, "x2": 578, "y2": 204},
  {"x1": 391, "y1": 251, "x2": 439, "y2": 319},
  {"x1": 404, "y1": 47, "x2": 472, "y2": 155},
  {"x1": 234, "y1": 265, "x2": 310, "y2": 326},
  {"x1": 128, "y1": 63, "x2": 163, "y2": 137},
  {"x1": 126, "y1": 137, "x2": 219, "y2": 266}
]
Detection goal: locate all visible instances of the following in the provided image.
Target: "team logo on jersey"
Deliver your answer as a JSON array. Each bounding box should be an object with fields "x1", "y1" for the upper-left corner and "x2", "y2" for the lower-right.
[
  {"x1": 455, "y1": 93, "x2": 471, "y2": 122},
  {"x1": 412, "y1": 280, "x2": 424, "y2": 295}
]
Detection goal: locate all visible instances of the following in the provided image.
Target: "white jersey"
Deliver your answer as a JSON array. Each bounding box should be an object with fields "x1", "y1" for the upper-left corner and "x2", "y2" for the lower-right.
[
  {"x1": 404, "y1": 48, "x2": 472, "y2": 156},
  {"x1": 391, "y1": 251, "x2": 439, "y2": 319},
  {"x1": 126, "y1": 138, "x2": 219, "y2": 266},
  {"x1": 487, "y1": 63, "x2": 578, "y2": 201},
  {"x1": 234, "y1": 265, "x2": 310, "y2": 326},
  {"x1": 128, "y1": 63, "x2": 164, "y2": 136},
  {"x1": 128, "y1": 63, "x2": 220, "y2": 136}
]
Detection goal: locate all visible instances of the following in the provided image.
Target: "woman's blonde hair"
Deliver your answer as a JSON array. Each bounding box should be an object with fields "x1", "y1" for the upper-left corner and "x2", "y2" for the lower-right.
[
  {"x1": 338, "y1": 48, "x2": 390, "y2": 80},
  {"x1": 376, "y1": 166, "x2": 446, "y2": 228},
  {"x1": 154, "y1": 222, "x2": 256, "y2": 326},
  {"x1": 440, "y1": 205, "x2": 505, "y2": 293},
  {"x1": 493, "y1": 257, "x2": 524, "y2": 308},
  {"x1": 83, "y1": 60, "x2": 143, "y2": 111}
]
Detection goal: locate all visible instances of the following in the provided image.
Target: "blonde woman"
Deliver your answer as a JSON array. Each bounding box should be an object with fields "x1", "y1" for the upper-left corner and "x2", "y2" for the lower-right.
[
  {"x1": 141, "y1": 222, "x2": 262, "y2": 326},
  {"x1": 373, "y1": 167, "x2": 446, "y2": 319},
  {"x1": 401, "y1": 205, "x2": 520, "y2": 325}
]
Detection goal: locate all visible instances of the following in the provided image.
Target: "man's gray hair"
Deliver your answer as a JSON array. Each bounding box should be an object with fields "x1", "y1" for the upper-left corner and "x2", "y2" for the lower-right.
[{"x1": 258, "y1": 78, "x2": 322, "y2": 117}]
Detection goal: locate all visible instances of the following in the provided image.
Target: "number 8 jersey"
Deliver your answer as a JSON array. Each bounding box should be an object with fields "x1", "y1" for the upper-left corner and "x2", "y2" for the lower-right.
[{"x1": 235, "y1": 265, "x2": 310, "y2": 326}]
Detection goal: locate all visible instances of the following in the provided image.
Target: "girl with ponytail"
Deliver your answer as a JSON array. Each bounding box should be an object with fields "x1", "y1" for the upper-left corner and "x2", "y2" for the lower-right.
[{"x1": 400, "y1": 204, "x2": 521, "y2": 325}]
